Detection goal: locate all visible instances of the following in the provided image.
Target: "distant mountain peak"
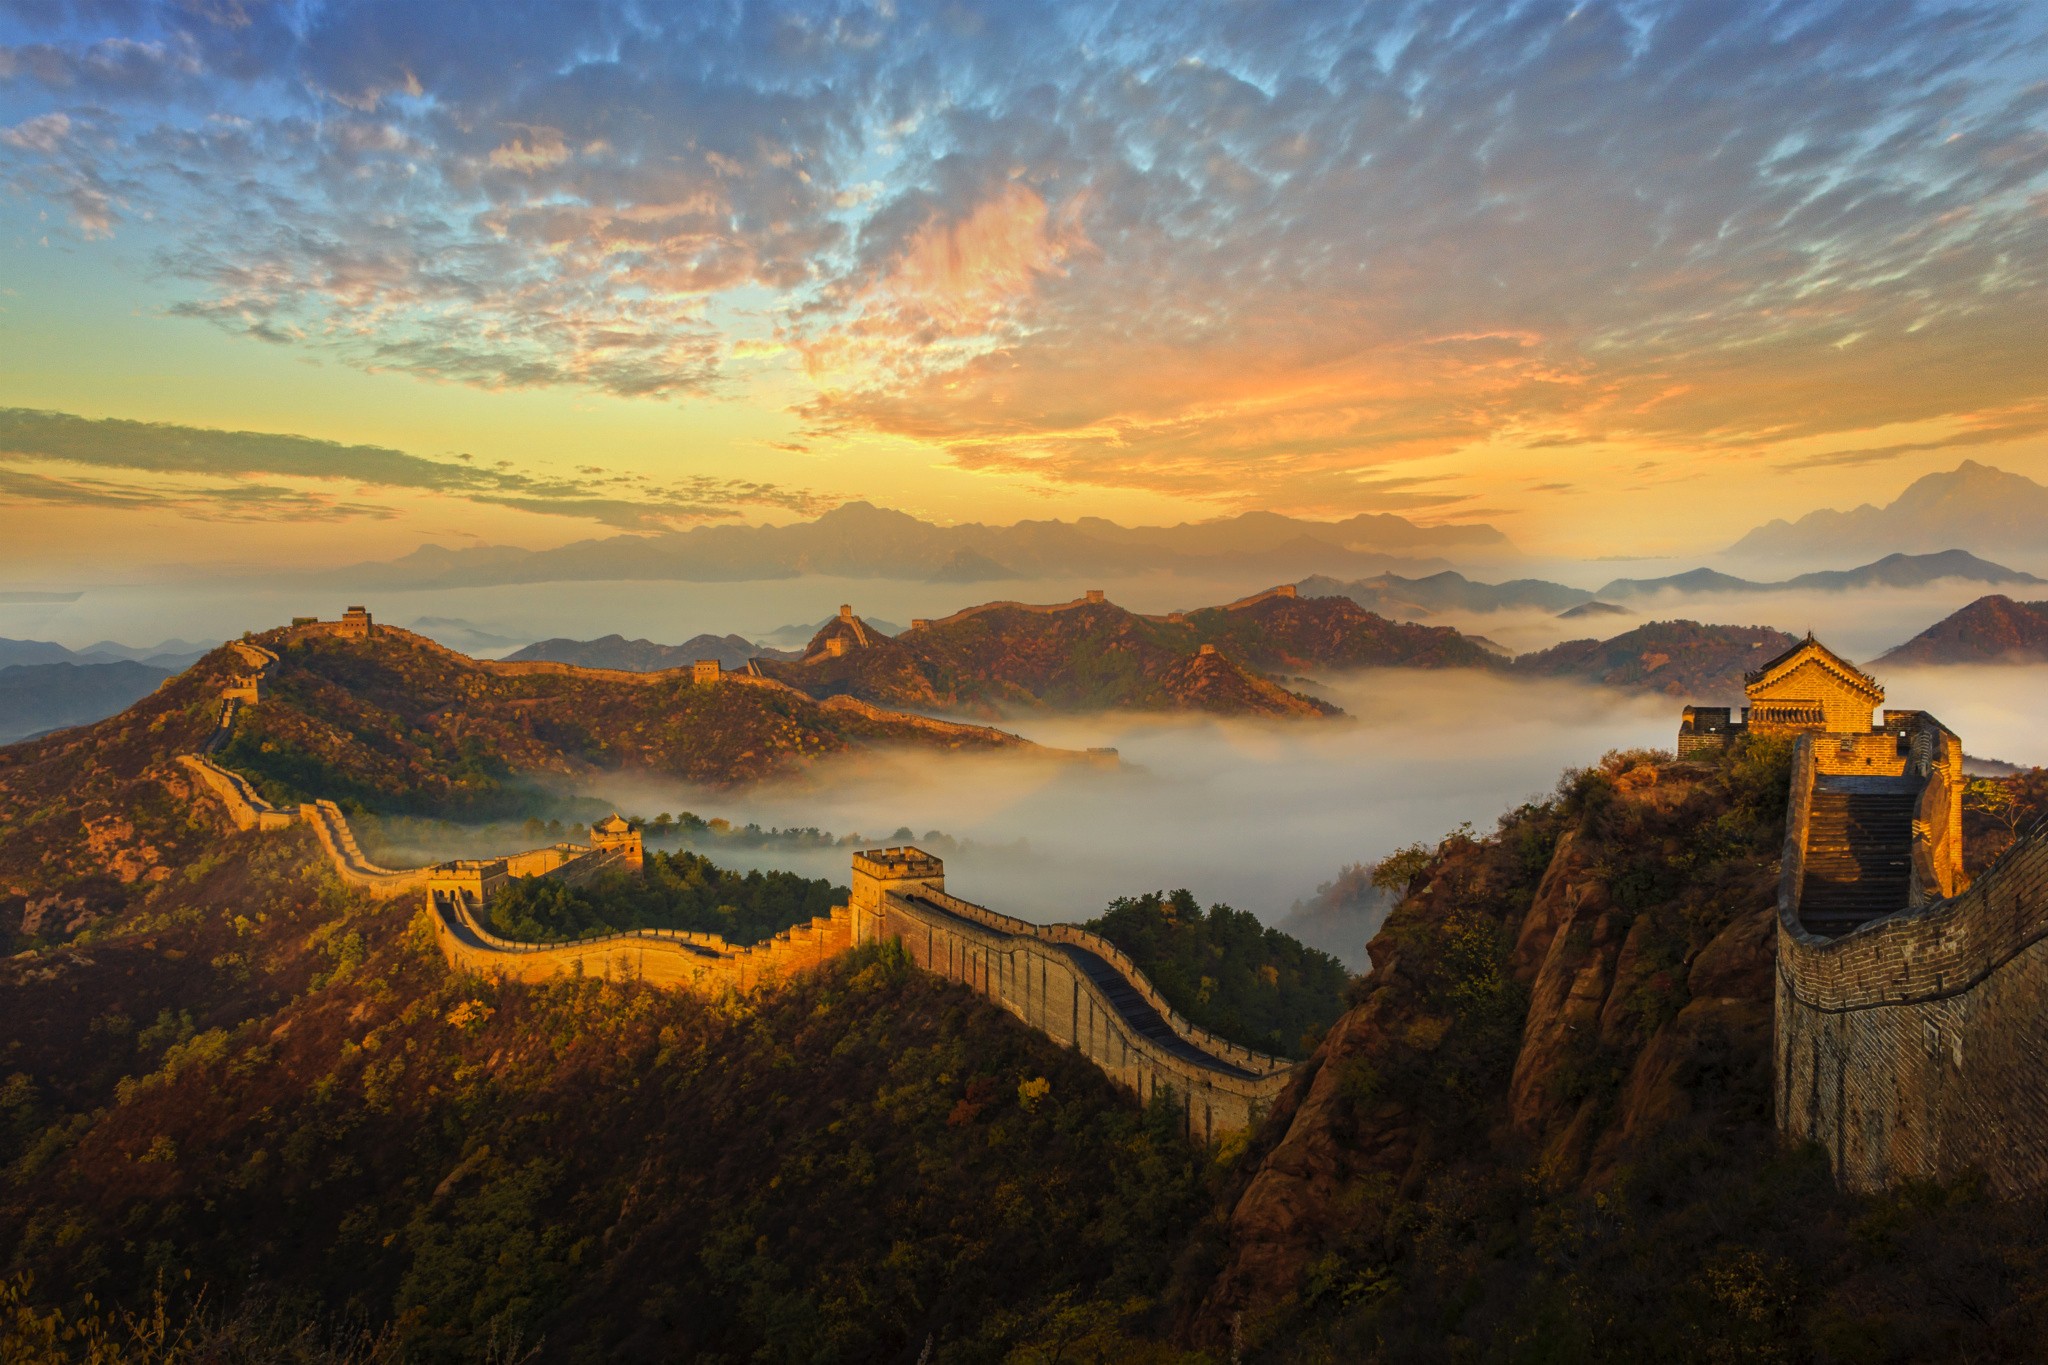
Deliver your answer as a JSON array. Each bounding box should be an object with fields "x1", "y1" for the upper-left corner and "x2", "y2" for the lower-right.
[{"x1": 1728, "y1": 462, "x2": 2048, "y2": 564}]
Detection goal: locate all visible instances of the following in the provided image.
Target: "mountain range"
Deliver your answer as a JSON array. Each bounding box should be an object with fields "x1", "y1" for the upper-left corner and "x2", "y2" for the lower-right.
[
  {"x1": 318, "y1": 501, "x2": 1509, "y2": 590},
  {"x1": 1597, "y1": 549, "x2": 2041, "y2": 600},
  {"x1": 1299, "y1": 549, "x2": 2040, "y2": 620},
  {"x1": 1511, "y1": 621, "x2": 1798, "y2": 700},
  {"x1": 1728, "y1": 461, "x2": 2048, "y2": 564},
  {"x1": 0, "y1": 635, "x2": 213, "y2": 670},
  {"x1": 0, "y1": 660, "x2": 173, "y2": 743},
  {"x1": 1295, "y1": 570, "x2": 1593, "y2": 618},
  {"x1": 206, "y1": 627, "x2": 1059, "y2": 807},
  {"x1": 751, "y1": 590, "x2": 1495, "y2": 717}
]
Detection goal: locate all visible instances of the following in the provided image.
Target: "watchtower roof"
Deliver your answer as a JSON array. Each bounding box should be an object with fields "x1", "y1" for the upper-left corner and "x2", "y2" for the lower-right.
[
  {"x1": 1744, "y1": 633, "x2": 1883, "y2": 702},
  {"x1": 593, "y1": 812, "x2": 631, "y2": 834}
]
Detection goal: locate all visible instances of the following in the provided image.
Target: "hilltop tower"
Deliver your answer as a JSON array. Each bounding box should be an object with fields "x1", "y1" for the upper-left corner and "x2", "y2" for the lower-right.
[
  {"x1": 338, "y1": 606, "x2": 374, "y2": 639},
  {"x1": 590, "y1": 813, "x2": 643, "y2": 870},
  {"x1": 1677, "y1": 635, "x2": 1884, "y2": 755}
]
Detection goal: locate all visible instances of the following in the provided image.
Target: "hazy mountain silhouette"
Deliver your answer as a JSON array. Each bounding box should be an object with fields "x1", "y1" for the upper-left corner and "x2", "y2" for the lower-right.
[
  {"x1": 1598, "y1": 550, "x2": 2040, "y2": 599},
  {"x1": 1728, "y1": 462, "x2": 2048, "y2": 563},
  {"x1": 505, "y1": 632, "x2": 772, "y2": 671},
  {"x1": 0, "y1": 660, "x2": 173, "y2": 742},
  {"x1": 322, "y1": 501, "x2": 1512, "y2": 589},
  {"x1": 1297, "y1": 570, "x2": 1591, "y2": 618}
]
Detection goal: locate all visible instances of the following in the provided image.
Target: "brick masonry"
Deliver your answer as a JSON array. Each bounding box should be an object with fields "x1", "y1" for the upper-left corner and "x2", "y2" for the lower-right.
[{"x1": 1777, "y1": 730, "x2": 2048, "y2": 1194}]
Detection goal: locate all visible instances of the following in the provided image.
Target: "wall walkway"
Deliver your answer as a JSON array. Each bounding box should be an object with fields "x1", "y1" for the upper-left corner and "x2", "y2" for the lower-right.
[
  {"x1": 1776, "y1": 723, "x2": 2048, "y2": 1195},
  {"x1": 849, "y1": 849, "x2": 1297, "y2": 1140}
]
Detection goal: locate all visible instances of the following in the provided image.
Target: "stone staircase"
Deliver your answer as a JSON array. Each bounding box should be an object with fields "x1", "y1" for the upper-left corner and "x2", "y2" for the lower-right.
[{"x1": 1800, "y1": 775, "x2": 1918, "y2": 937}]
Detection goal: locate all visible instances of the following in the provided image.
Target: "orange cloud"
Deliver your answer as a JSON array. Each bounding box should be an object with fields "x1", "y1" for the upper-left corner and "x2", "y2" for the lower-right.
[{"x1": 799, "y1": 183, "x2": 1090, "y2": 384}]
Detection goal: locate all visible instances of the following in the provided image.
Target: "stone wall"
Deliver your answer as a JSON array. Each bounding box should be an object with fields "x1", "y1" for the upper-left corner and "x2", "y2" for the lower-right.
[
  {"x1": 431, "y1": 890, "x2": 855, "y2": 995},
  {"x1": 177, "y1": 755, "x2": 297, "y2": 832},
  {"x1": 300, "y1": 799, "x2": 435, "y2": 896},
  {"x1": 849, "y1": 849, "x2": 1296, "y2": 1140},
  {"x1": 1777, "y1": 723, "x2": 2048, "y2": 1195}
]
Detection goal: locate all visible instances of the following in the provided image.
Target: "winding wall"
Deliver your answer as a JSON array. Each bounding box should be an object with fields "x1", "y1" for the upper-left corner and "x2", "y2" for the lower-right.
[
  {"x1": 1776, "y1": 728, "x2": 2048, "y2": 1195},
  {"x1": 849, "y1": 850, "x2": 1296, "y2": 1139},
  {"x1": 176, "y1": 624, "x2": 1294, "y2": 1138}
]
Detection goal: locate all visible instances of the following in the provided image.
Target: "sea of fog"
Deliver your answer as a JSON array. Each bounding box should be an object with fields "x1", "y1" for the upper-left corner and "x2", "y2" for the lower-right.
[
  {"x1": 588, "y1": 662, "x2": 2043, "y2": 944},
  {"x1": 16, "y1": 572, "x2": 2043, "y2": 970},
  {"x1": 584, "y1": 672, "x2": 1674, "y2": 941}
]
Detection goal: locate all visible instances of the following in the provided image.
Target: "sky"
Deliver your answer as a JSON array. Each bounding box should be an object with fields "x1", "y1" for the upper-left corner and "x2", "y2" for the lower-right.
[{"x1": 3, "y1": 0, "x2": 2047, "y2": 572}]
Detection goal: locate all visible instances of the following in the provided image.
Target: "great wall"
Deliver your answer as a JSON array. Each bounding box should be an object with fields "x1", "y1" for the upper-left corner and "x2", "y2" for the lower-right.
[
  {"x1": 169, "y1": 610, "x2": 2048, "y2": 1173},
  {"x1": 180, "y1": 609, "x2": 1294, "y2": 1138},
  {"x1": 1681, "y1": 636, "x2": 2048, "y2": 1195}
]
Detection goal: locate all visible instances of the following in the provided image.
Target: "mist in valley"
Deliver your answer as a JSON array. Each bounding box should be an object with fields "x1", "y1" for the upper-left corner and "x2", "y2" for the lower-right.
[{"x1": 575, "y1": 672, "x2": 1680, "y2": 957}]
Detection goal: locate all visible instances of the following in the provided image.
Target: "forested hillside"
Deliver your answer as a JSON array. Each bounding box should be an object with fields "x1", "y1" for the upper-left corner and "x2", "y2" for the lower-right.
[
  {"x1": 211, "y1": 627, "x2": 1036, "y2": 816},
  {"x1": 0, "y1": 831, "x2": 1210, "y2": 1362}
]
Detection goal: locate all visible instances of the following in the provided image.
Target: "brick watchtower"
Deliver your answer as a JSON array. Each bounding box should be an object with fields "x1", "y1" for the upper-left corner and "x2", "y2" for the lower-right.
[{"x1": 590, "y1": 812, "x2": 644, "y2": 870}]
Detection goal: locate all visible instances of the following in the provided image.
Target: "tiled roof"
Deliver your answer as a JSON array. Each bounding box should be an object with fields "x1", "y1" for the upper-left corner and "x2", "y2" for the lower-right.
[{"x1": 1744, "y1": 633, "x2": 1883, "y2": 699}]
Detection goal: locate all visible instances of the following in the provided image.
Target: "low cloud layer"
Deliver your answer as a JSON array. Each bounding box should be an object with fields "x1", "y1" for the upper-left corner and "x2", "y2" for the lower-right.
[
  {"x1": 3, "y1": 1, "x2": 2045, "y2": 512},
  {"x1": 585, "y1": 671, "x2": 1682, "y2": 937}
]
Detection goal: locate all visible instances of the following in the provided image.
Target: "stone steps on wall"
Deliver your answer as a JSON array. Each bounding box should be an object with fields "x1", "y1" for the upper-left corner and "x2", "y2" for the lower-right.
[{"x1": 1800, "y1": 779, "x2": 1920, "y2": 937}]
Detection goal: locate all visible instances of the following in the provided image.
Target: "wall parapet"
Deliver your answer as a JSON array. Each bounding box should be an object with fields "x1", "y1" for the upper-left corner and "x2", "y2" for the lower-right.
[
  {"x1": 1778, "y1": 820, "x2": 2048, "y2": 1015},
  {"x1": 904, "y1": 883, "x2": 1293, "y2": 1078},
  {"x1": 177, "y1": 754, "x2": 297, "y2": 831}
]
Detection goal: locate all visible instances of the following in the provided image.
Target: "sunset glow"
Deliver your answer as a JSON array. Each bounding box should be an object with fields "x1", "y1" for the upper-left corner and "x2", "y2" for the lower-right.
[{"x1": 1, "y1": 0, "x2": 2045, "y2": 569}]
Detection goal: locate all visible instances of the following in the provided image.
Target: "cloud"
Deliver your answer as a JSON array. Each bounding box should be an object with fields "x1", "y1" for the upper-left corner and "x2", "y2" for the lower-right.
[
  {"x1": 0, "y1": 0, "x2": 2044, "y2": 508},
  {"x1": 0, "y1": 407, "x2": 823, "y2": 527},
  {"x1": 0, "y1": 463, "x2": 399, "y2": 521},
  {"x1": 1770, "y1": 407, "x2": 2048, "y2": 470}
]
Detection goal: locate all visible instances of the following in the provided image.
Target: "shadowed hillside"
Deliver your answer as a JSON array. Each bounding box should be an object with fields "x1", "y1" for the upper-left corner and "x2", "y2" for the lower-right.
[
  {"x1": 1168, "y1": 743, "x2": 2048, "y2": 1361},
  {"x1": 0, "y1": 831, "x2": 1211, "y2": 1362},
  {"x1": 755, "y1": 590, "x2": 1494, "y2": 717},
  {"x1": 10, "y1": 688, "x2": 2048, "y2": 1360},
  {"x1": 208, "y1": 626, "x2": 1043, "y2": 817},
  {"x1": 1875, "y1": 594, "x2": 2048, "y2": 665},
  {"x1": 1512, "y1": 620, "x2": 1797, "y2": 699}
]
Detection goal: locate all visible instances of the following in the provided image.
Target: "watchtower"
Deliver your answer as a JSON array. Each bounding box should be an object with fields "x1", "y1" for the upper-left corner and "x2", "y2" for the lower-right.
[
  {"x1": 338, "y1": 606, "x2": 374, "y2": 639},
  {"x1": 1677, "y1": 635, "x2": 1886, "y2": 754},
  {"x1": 1745, "y1": 635, "x2": 1882, "y2": 735},
  {"x1": 590, "y1": 813, "x2": 643, "y2": 870},
  {"x1": 692, "y1": 659, "x2": 721, "y2": 685},
  {"x1": 851, "y1": 847, "x2": 945, "y2": 939}
]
